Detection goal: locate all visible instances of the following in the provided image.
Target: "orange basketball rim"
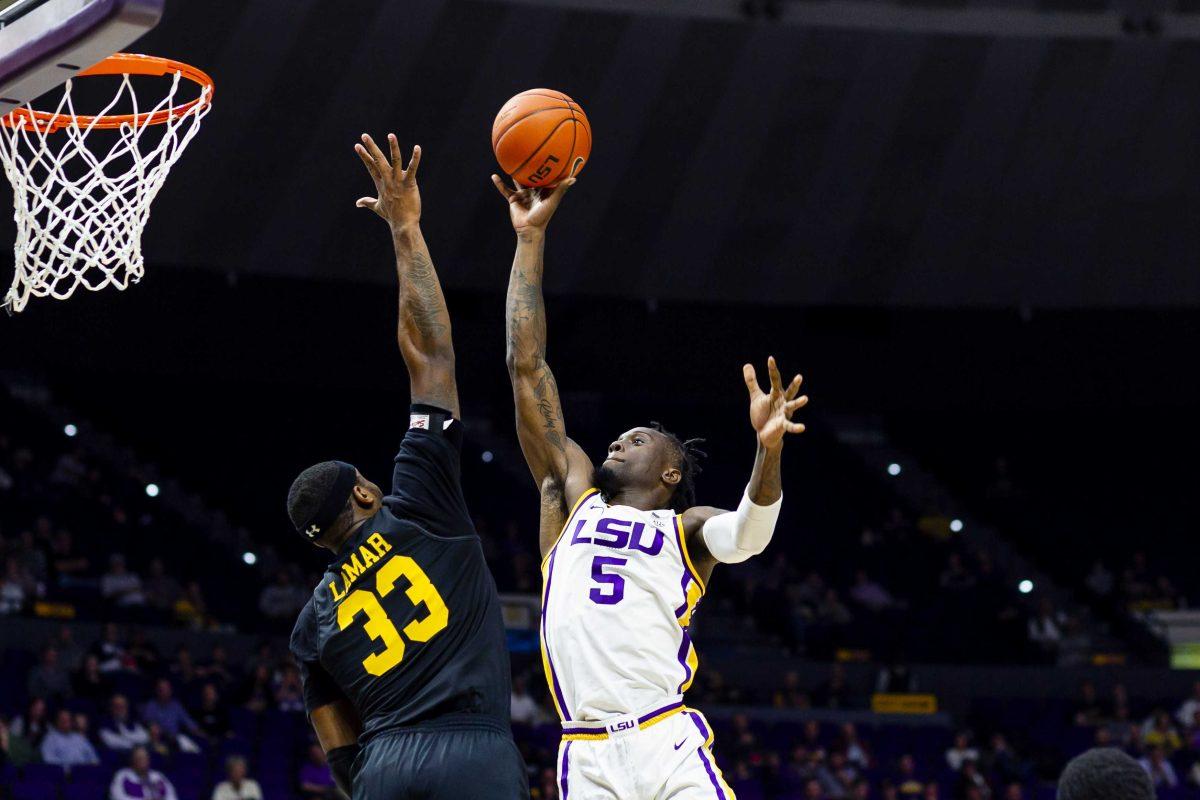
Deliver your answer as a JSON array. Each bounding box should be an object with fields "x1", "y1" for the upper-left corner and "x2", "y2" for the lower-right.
[{"x1": 0, "y1": 53, "x2": 214, "y2": 132}]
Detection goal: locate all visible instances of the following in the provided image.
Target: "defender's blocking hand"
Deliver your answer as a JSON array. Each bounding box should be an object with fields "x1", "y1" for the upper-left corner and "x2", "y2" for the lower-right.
[
  {"x1": 355, "y1": 134, "x2": 422, "y2": 229},
  {"x1": 743, "y1": 356, "x2": 807, "y2": 449}
]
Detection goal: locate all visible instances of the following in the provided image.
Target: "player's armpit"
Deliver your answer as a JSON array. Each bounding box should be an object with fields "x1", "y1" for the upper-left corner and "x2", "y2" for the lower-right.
[
  {"x1": 681, "y1": 506, "x2": 727, "y2": 585},
  {"x1": 309, "y1": 698, "x2": 361, "y2": 752}
]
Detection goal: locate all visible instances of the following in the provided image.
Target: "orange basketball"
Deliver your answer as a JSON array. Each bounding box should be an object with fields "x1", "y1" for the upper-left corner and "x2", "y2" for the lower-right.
[{"x1": 492, "y1": 88, "x2": 591, "y2": 188}]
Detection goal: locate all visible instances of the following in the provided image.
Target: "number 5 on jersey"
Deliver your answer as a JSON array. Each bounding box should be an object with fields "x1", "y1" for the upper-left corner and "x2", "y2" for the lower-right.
[{"x1": 337, "y1": 554, "x2": 450, "y2": 677}]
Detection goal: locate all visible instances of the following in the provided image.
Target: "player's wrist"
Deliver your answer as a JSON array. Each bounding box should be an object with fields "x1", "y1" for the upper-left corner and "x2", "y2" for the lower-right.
[
  {"x1": 515, "y1": 226, "x2": 546, "y2": 243},
  {"x1": 389, "y1": 219, "x2": 422, "y2": 241}
]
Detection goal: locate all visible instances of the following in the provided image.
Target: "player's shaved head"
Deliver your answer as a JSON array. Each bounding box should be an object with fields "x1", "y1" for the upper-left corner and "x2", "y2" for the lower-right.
[{"x1": 1057, "y1": 747, "x2": 1153, "y2": 800}]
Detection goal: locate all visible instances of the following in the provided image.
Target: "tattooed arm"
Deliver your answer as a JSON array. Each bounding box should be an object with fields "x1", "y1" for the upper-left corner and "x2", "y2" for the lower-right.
[
  {"x1": 356, "y1": 135, "x2": 458, "y2": 417},
  {"x1": 494, "y1": 176, "x2": 594, "y2": 553}
]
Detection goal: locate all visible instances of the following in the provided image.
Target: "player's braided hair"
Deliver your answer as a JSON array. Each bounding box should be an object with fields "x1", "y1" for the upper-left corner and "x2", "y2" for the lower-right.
[
  {"x1": 1057, "y1": 747, "x2": 1155, "y2": 800},
  {"x1": 649, "y1": 421, "x2": 707, "y2": 513}
]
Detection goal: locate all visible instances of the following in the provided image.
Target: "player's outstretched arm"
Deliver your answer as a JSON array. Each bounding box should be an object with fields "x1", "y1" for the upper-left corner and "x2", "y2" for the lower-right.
[
  {"x1": 356, "y1": 134, "x2": 459, "y2": 417},
  {"x1": 493, "y1": 175, "x2": 593, "y2": 548},
  {"x1": 685, "y1": 357, "x2": 808, "y2": 579}
]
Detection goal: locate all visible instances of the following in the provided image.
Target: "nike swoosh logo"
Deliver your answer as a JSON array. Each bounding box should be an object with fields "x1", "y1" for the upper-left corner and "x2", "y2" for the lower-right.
[{"x1": 674, "y1": 739, "x2": 687, "y2": 750}]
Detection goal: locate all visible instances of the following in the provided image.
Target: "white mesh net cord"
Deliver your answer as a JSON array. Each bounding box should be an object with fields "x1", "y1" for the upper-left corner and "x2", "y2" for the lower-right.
[{"x1": 0, "y1": 68, "x2": 212, "y2": 313}]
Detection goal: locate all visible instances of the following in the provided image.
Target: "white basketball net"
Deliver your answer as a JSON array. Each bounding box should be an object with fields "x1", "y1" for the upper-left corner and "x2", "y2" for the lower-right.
[{"x1": 0, "y1": 69, "x2": 211, "y2": 313}]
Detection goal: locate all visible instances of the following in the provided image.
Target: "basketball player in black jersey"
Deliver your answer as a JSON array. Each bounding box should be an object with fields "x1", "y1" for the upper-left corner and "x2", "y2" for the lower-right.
[{"x1": 285, "y1": 134, "x2": 528, "y2": 799}]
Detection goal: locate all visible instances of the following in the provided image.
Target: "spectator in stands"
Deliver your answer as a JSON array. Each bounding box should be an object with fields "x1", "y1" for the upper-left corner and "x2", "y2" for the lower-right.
[
  {"x1": 1175, "y1": 681, "x2": 1200, "y2": 729},
  {"x1": 194, "y1": 683, "x2": 232, "y2": 742},
  {"x1": 1185, "y1": 708, "x2": 1200, "y2": 751},
  {"x1": 818, "y1": 750, "x2": 860, "y2": 798},
  {"x1": 1002, "y1": 783, "x2": 1024, "y2": 800},
  {"x1": 1138, "y1": 745, "x2": 1178, "y2": 788},
  {"x1": 510, "y1": 675, "x2": 545, "y2": 725},
  {"x1": 957, "y1": 760, "x2": 992, "y2": 800},
  {"x1": 9, "y1": 697, "x2": 48, "y2": 746},
  {"x1": 851, "y1": 779, "x2": 871, "y2": 800},
  {"x1": 923, "y1": 784, "x2": 940, "y2": 800},
  {"x1": 939, "y1": 554, "x2": 976, "y2": 593},
  {"x1": 212, "y1": 755, "x2": 263, "y2": 800},
  {"x1": 799, "y1": 720, "x2": 826, "y2": 759},
  {"x1": 144, "y1": 722, "x2": 174, "y2": 759},
  {"x1": 54, "y1": 623, "x2": 84, "y2": 671},
  {"x1": 804, "y1": 778, "x2": 825, "y2": 800},
  {"x1": 199, "y1": 644, "x2": 236, "y2": 693},
  {"x1": 274, "y1": 662, "x2": 305, "y2": 712},
  {"x1": 849, "y1": 570, "x2": 897, "y2": 612},
  {"x1": 1102, "y1": 701, "x2": 1136, "y2": 747},
  {"x1": 142, "y1": 558, "x2": 182, "y2": 617},
  {"x1": 91, "y1": 622, "x2": 133, "y2": 674},
  {"x1": 299, "y1": 743, "x2": 337, "y2": 799},
  {"x1": 876, "y1": 663, "x2": 917, "y2": 694},
  {"x1": 141, "y1": 678, "x2": 202, "y2": 748},
  {"x1": 894, "y1": 754, "x2": 924, "y2": 796},
  {"x1": 257, "y1": 570, "x2": 306, "y2": 621},
  {"x1": 1056, "y1": 615, "x2": 1091, "y2": 667},
  {"x1": 1141, "y1": 709, "x2": 1183, "y2": 754},
  {"x1": 1085, "y1": 560, "x2": 1114, "y2": 598},
  {"x1": 100, "y1": 554, "x2": 146, "y2": 610},
  {"x1": 773, "y1": 670, "x2": 810, "y2": 709},
  {"x1": 838, "y1": 723, "x2": 871, "y2": 769},
  {"x1": 174, "y1": 581, "x2": 209, "y2": 628},
  {"x1": 1026, "y1": 599, "x2": 1063, "y2": 657},
  {"x1": 1072, "y1": 680, "x2": 1103, "y2": 726},
  {"x1": 0, "y1": 556, "x2": 30, "y2": 614},
  {"x1": 238, "y1": 662, "x2": 273, "y2": 713},
  {"x1": 127, "y1": 628, "x2": 163, "y2": 674},
  {"x1": 983, "y1": 733, "x2": 1026, "y2": 785},
  {"x1": 945, "y1": 731, "x2": 980, "y2": 771},
  {"x1": 169, "y1": 646, "x2": 200, "y2": 701},
  {"x1": 73, "y1": 653, "x2": 111, "y2": 703},
  {"x1": 110, "y1": 745, "x2": 177, "y2": 800},
  {"x1": 26, "y1": 644, "x2": 71, "y2": 701},
  {"x1": 49, "y1": 528, "x2": 90, "y2": 585},
  {"x1": 817, "y1": 588, "x2": 853, "y2": 626},
  {"x1": 40, "y1": 708, "x2": 99, "y2": 767},
  {"x1": 815, "y1": 663, "x2": 855, "y2": 709},
  {"x1": 99, "y1": 694, "x2": 150, "y2": 752}
]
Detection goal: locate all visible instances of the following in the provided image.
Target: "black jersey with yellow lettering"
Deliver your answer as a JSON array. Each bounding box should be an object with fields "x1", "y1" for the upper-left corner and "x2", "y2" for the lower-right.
[{"x1": 289, "y1": 419, "x2": 510, "y2": 741}]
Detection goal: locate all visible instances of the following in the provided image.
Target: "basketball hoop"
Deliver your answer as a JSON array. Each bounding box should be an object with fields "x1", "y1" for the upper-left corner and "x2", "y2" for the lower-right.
[{"x1": 0, "y1": 53, "x2": 213, "y2": 313}]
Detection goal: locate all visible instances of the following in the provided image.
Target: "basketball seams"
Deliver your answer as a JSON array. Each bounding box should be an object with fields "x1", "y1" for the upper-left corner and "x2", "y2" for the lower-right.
[
  {"x1": 548, "y1": 105, "x2": 580, "y2": 186},
  {"x1": 492, "y1": 106, "x2": 574, "y2": 151},
  {"x1": 509, "y1": 116, "x2": 575, "y2": 181}
]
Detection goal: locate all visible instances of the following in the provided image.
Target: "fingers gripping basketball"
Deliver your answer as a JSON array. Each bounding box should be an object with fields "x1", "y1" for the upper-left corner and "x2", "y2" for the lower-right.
[{"x1": 491, "y1": 89, "x2": 591, "y2": 188}]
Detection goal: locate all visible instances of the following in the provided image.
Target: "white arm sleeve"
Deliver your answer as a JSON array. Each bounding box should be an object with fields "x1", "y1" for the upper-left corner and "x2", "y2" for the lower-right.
[{"x1": 700, "y1": 487, "x2": 782, "y2": 564}]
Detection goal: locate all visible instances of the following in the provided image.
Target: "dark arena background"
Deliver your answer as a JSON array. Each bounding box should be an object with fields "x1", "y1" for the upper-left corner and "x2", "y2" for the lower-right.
[{"x1": 3, "y1": 1, "x2": 1200, "y2": 799}]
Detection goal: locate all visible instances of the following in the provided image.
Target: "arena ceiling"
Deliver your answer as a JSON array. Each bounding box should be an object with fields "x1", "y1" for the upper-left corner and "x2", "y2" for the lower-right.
[{"x1": 7, "y1": 0, "x2": 1200, "y2": 307}]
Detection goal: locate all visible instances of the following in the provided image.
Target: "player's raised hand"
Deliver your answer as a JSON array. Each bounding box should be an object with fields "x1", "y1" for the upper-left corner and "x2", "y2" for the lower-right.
[
  {"x1": 743, "y1": 357, "x2": 807, "y2": 449},
  {"x1": 355, "y1": 133, "x2": 422, "y2": 229},
  {"x1": 491, "y1": 174, "x2": 575, "y2": 234}
]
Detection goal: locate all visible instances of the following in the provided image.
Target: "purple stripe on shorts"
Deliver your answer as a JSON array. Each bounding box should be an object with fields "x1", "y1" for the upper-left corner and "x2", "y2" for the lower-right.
[
  {"x1": 688, "y1": 710, "x2": 711, "y2": 742},
  {"x1": 559, "y1": 741, "x2": 571, "y2": 799},
  {"x1": 637, "y1": 700, "x2": 683, "y2": 725},
  {"x1": 540, "y1": 548, "x2": 571, "y2": 721},
  {"x1": 697, "y1": 747, "x2": 728, "y2": 800}
]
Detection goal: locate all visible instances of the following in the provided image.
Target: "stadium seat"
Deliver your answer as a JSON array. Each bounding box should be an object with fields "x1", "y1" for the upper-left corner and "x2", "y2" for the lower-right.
[
  {"x1": 22, "y1": 762, "x2": 67, "y2": 783},
  {"x1": 12, "y1": 779, "x2": 59, "y2": 800}
]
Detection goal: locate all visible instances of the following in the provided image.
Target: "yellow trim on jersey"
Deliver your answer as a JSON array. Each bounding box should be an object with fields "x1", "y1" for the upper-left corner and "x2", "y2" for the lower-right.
[
  {"x1": 559, "y1": 705, "x2": 685, "y2": 741},
  {"x1": 681, "y1": 644, "x2": 700, "y2": 693},
  {"x1": 539, "y1": 555, "x2": 567, "y2": 722},
  {"x1": 678, "y1": 580, "x2": 703, "y2": 628},
  {"x1": 540, "y1": 487, "x2": 601, "y2": 571},
  {"x1": 675, "y1": 514, "x2": 707, "y2": 594}
]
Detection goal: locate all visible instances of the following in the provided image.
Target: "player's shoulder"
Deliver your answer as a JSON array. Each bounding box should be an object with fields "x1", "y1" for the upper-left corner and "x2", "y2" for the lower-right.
[
  {"x1": 288, "y1": 596, "x2": 319, "y2": 659},
  {"x1": 679, "y1": 505, "x2": 726, "y2": 533}
]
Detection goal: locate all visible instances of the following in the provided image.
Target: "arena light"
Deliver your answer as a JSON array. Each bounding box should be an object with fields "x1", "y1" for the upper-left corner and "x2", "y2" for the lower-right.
[
  {"x1": 887, "y1": 463, "x2": 901, "y2": 476},
  {"x1": 950, "y1": 519, "x2": 964, "y2": 533},
  {"x1": 482, "y1": 451, "x2": 494, "y2": 464},
  {"x1": 1018, "y1": 579, "x2": 1034, "y2": 594},
  {"x1": 242, "y1": 552, "x2": 257, "y2": 566},
  {"x1": 144, "y1": 483, "x2": 160, "y2": 498},
  {"x1": 63, "y1": 423, "x2": 77, "y2": 437}
]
